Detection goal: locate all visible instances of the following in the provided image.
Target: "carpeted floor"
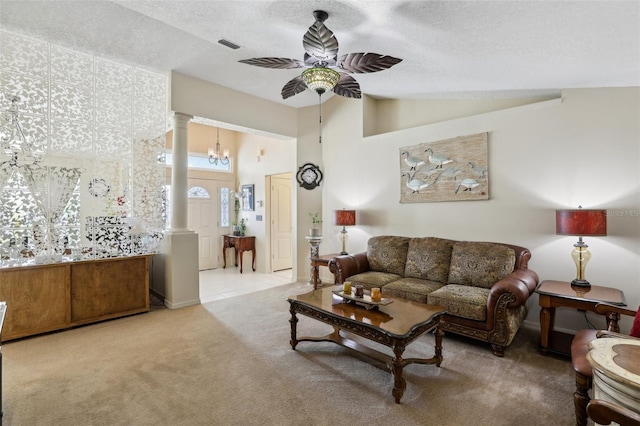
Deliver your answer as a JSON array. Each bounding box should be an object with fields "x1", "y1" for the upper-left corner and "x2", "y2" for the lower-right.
[{"x1": 3, "y1": 281, "x2": 578, "y2": 425}]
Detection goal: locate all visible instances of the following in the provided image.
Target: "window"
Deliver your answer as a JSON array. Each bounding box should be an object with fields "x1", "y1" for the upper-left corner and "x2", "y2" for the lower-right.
[
  {"x1": 187, "y1": 186, "x2": 210, "y2": 198},
  {"x1": 220, "y1": 187, "x2": 230, "y2": 227},
  {"x1": 165, "y1": 152, "x2": 232, "y2": 172}
]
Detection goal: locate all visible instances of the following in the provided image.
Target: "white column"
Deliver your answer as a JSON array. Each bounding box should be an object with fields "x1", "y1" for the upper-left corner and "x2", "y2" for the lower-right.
[
  {"x1": 171, "y1": 112, "x2": 192, "y2": 231},
  {"x1": 152, "y1": 112, "x2": 200, "y2": 309}
]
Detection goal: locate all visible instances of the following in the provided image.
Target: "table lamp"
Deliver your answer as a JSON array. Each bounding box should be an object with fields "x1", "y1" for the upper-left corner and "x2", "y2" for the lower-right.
[
  {"x1": 555, "y1": 206, "x2": 607, "y2": 288},
  {"x1": 334, "y1": 209, "x2": 356, "y2": 255}
]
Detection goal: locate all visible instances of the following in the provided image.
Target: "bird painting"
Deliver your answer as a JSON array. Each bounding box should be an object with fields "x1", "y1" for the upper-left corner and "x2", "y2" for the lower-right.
[
  {"x1": 467, "y1": 162, "x2": 488, "y2": 178},
  {"x1": 403, "y1": 172, "x2": 431, "y2": 193},
  {"x1": 401, "y1": 151, "x2": 425, "y2": 171},
  {"x1": 434, "y1": 166, "x2": 463, "y2": 183},
  {"x1": 425, "y1": 147, "x2": 453, "y2": 168},
  {"x1": 455, "y1": 178, "x2": 480, "y2": 194},
  {"x1": 399, "y1": 132, "x2": 489, "y2": 203},
  {"x1": 415, "y1": 163, "x2": 441, "y2": 179}
]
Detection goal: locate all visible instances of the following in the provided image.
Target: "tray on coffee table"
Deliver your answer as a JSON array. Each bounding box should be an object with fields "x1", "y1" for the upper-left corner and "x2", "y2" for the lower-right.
[{"x1": 332, "y1": 290, "x2": 393, "y2": 310}]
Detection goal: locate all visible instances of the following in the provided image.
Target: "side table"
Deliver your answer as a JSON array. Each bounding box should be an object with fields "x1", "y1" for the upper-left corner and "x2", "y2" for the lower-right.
[
  {"x1": 536, "y1": 280, "x2": 626, "y2": 356},
  {"x1": 222, "y1": 235, "x2": 256, "y2": 273},
  {"x1": 587, "y1": 337, "x2": 640, "y2": 419},
  {"x1": 310, "y1": 253, "x2": 340, "y2": 289}
]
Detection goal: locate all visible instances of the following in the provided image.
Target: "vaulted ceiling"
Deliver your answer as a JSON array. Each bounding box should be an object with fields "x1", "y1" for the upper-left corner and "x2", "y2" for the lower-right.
[{"x1": 1, "y1": 0, "x2": 639, "y2": 108}]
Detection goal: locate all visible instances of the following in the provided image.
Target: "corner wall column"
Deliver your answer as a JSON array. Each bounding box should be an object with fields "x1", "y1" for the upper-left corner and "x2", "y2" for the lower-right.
[
  {"x1": 157, "y1": 112, "x2": 200, "y2": 309},
  {"x1": 171, "y1": 113, "x2": 192, "y2": 231}
]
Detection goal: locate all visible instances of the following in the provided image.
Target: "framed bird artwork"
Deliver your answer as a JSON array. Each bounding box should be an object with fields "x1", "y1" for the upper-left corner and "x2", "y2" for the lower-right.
[{"x1": 399, "y1": 132, "x2": 489, "y2": 203}]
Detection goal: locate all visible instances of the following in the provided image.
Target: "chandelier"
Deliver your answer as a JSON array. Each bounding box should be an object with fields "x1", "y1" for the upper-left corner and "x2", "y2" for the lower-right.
[{"x1": 208, "y1": 127, "x2": 229, "y2": 165}]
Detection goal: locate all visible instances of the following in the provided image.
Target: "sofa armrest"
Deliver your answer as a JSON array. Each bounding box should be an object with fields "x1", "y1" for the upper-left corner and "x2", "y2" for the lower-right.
[
  {"x1": 488, "y1": 268, "x2": 539, "y2": 311},
  {"x1": 328, "y1": 252, "x2": 370, "y2": 284}
]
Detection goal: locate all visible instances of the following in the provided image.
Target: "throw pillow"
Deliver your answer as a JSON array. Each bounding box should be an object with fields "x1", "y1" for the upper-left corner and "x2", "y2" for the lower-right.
[
  {"x1": 448, "y1": 241, "x2": 516, "y2": 289},
  {"x1": 404, "y1": 237, "x2": 454, "y2": 283},
  {"x1": 630, "y1": 307, "x2": 640, "y2": 338},
  {"x1": 367, "y1": 236, "x2": 410, "y2": 276}
]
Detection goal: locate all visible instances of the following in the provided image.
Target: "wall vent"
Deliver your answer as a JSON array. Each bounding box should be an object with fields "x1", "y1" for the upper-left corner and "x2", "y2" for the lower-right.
[{"x1": 218, "y1": 39, "x2": 241, "y2": 50}]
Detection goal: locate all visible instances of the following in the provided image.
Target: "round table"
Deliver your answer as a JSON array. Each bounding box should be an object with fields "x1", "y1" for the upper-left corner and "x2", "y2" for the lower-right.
[{"x1": 587, "y1": 337, "x2": 640, "y2": 424}]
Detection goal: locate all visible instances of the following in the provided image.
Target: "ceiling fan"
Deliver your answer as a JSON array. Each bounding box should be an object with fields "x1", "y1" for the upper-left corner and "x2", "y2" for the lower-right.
[{"x1": 239, "y1": 10, "x2": 403, "y2": 100}]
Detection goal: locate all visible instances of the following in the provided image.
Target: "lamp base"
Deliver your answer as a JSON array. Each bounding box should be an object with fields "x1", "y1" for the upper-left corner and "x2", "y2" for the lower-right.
[
  {"x1": 571, "y1": 279, "x2": 591, "y2": 288},
  {"x1": 339, "y1": 251, "x2": 348, "y2": 255}
]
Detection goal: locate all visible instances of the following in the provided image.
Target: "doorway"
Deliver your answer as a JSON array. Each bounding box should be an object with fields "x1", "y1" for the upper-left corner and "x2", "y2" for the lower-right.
[
  {"x1": 270, "y1": 173, "x2": 292, "y2": 272},
  {"x1": 188, "y1": 178, "x2": 231, "y2": 270}
]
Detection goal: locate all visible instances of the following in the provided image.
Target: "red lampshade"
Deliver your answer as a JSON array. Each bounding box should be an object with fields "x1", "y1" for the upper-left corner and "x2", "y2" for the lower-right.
[
  {"x1": 556, "y1": 209, "x2": 607, "y2": 236},
  {"x1": 334, "y1": 209, "x2": 356, "y2": 227}
]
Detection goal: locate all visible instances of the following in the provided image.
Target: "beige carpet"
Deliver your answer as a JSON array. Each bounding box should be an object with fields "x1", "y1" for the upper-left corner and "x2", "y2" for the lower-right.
[{"x1": 3, "y1": 281, "x2": 577, "y2": 425}]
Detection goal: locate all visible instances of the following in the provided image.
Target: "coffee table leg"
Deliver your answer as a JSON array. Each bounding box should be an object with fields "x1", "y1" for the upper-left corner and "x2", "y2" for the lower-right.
[
  {"x1": 289, "y1": 305, "x2": 298, "y2": 350},
  {"x1": 434, "y1": 326, "x2": 444, "y2": 367},
  {"x1": 391, "y1": 344, "x2": 407, "y2": 404}
]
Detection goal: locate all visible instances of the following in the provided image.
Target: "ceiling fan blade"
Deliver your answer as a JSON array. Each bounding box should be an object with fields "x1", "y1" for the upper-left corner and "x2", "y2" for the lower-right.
[
  {"x1": 332, "y1": 74, "x2": 361, "y2": 99},
  {"x1": 281, "y1": 75, "x2": 307, "y2": 99},
  {"x1": 337, "y1": 53, "x2": 403, "y2": 74},
  {"x1": 303, "y1": 21, "x2": 339, "y2": 62},
  {"x1": 238, "y1": 57, "x2": 305, "y2": 70},
  {"x1": 303, "y1": 53, "x2": 336, "y2": 67}
]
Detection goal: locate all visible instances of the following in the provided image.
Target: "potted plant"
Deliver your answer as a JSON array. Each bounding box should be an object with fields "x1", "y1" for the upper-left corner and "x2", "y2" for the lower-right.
[{"x1": 309, "y1": 212, "x2": 322, "y2": 237}]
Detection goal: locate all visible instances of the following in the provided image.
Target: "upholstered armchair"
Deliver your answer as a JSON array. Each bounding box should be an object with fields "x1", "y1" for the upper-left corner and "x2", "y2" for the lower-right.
[{"x1": 571, "y1": 302, "x2": 640, "y2": 426}]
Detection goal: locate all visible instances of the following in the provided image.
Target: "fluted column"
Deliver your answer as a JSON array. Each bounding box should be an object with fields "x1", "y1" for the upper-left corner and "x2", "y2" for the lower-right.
[{"x1": 171, "y1": 112, "x2": 192, "y2": 231}]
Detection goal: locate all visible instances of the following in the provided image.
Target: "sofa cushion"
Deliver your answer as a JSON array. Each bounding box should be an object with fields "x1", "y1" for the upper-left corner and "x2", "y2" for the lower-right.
[
  {"x1": 404, "y1": 237, "x2": 454, "y2": 283},
  {"x1": 448, "y1": 242, "x2": 516, "y2": 289},
  {"x1": 347, "y1": 271, "x2": 401, "y2": 290},
  {"x1": 367, "y1": 236, "x2": 410, "y2": 276},
  {"x1": 427, "y1": 284, "x2": 490, "y2": 321},
  {"x1": 383, "y1": 278, "x2": 445, "y2": 304}
]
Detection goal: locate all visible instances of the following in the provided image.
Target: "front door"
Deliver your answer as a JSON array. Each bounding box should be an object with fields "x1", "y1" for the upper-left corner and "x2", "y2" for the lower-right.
[{"x1": 188, "y1": 179, "x2": 218, "y2": 271}]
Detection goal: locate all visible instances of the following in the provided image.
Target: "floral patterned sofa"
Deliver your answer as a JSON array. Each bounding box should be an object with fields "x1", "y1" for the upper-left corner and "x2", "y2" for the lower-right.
[{"x1": 328, "y1": 236, "x2": 539, "y2": 356}]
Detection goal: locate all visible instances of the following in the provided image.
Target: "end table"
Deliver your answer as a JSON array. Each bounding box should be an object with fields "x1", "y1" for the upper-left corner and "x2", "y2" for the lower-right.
[
  {"x1": 536, "y1": 280, "x2": 626, "y2": 356},
  {"x1": 310, "y1": 253, "x2": 340, "y2": 289}
]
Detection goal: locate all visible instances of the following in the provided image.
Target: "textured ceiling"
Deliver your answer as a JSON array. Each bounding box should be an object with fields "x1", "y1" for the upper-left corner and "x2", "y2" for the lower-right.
[{"x1": 1, "y1": 0, "x2": 639, "y2": 108}]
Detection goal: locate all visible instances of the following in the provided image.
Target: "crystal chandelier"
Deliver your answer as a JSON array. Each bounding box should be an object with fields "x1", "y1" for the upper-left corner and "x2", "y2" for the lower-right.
[{"x1": 208, "y1": 127, "x2": 229, "y2": 165}]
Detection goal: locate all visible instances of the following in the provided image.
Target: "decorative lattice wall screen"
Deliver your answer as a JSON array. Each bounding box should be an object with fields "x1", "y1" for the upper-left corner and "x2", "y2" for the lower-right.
[{"x1": 0, "y1": 30, "x2": 167, "y2": 266}]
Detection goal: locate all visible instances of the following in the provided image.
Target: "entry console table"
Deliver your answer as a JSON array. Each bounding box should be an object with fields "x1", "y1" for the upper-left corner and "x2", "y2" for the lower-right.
[
  {"x1": 536, "y1": 280, "x2": 626, "y2": 356},
  {"x1": 223, "y1": 235, "x2": 256, "y2": 273}
]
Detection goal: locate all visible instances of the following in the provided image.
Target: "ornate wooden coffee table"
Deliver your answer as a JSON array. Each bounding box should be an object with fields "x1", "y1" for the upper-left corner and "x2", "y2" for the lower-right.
[{"x1": 287, "y1": 286, "x2": 446, "y2": 403}]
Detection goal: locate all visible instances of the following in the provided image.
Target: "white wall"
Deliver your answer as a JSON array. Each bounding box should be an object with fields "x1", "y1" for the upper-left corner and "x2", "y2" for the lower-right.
[
  {"x1": 171, "y1": 71, "x2": 639, "y2": 334},
  {"x1": 320, "y1": 87, "x2": 640, "y2": 333},
  {"x1": 295, "y1": 106, "x2": 324, "y2": 282},
  {"x1": 235, "y1": 132, "x2": 296, "y2": 273}
]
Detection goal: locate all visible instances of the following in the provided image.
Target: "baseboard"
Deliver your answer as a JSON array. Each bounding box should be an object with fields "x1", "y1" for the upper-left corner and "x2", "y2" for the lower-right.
[
  {"x1": 521, "y1": 319, "x2": 577, "y2": 336},
  {"x1": 164, "y1": 298, "x2": 201, "y2": 309}
]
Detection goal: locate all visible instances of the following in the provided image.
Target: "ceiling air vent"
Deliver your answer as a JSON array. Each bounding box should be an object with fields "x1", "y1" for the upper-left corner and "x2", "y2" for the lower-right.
[{"x1": 218, "y1": 39, "x2": 241, "y2": 50}]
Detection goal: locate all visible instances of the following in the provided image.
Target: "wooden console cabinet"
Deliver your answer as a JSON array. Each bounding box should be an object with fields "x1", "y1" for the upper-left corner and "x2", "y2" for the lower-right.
[{"x1": 0, "y1": 255, "x2": 150, "y2": 341}]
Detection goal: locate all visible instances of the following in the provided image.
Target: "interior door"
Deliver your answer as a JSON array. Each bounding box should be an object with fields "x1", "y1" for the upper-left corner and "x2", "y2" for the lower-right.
[
  {"x1": 270, "y1": 174, "x2": 292, "y2": 271},
  {"x1": 187, "y1": 179, "x2": 218, "y2": 271}
]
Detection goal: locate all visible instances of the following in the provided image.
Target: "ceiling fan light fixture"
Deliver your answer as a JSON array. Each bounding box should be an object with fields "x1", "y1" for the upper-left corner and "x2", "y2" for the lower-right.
[{"x1": 302, "y1": 67, "x2": 340, "y2": 95}]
